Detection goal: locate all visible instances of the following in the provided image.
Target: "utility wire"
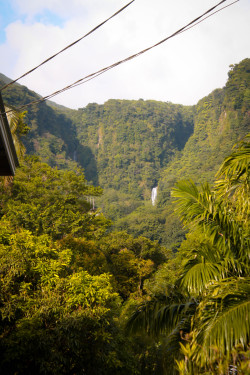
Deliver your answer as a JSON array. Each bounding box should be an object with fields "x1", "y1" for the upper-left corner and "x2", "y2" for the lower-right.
[
  {"x1": 47, "y1": 0, "x2": 239, "y2": 98},
  {"x1": 1, "y1": 0, "x2": 239, "y2": 115},
  {"x1": 175, "y1": 0, "x2": 239, "y2": 36},
  {"x1": 0, "y1": 0, "x2": 135, "y2": 91}
]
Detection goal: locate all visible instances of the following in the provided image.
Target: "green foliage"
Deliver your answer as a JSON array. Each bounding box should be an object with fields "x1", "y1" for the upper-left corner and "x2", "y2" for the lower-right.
[
  {"x1": 96, "y1": 188, "x2": 143, "y2": 221},
  {"x1": 225, "y1": 59, "x2": 250, "y2": 110},
  {"x1": 216, "y1": 133, "x2": 250, "y2": 221},
  {"x1": 58, "y1": 235, "x2": 108, "y2": 274},
  {"x1": 1, "y1": 60, "x2": 249, "y2": 247},
  {"x1": 6, "y1": 109, "x2": 29, "y2": 159},
  {"x1": 0, "y1": 156, "x2": 173, "y2": 373},
  {"x1": 194, "y1": 277, "x2": 250, "y2": 368},
  {"x1": 0, "y1": 59, "x2": 249, "y2": 373},
  {"x1": 160, "y1": 59, "x2": 250, "y2": 203},
  {"x1": 74, "y1": 99, "x2": 193, "y2": 195},
  {"x1": 0, "y1": 156, "x2": 107, "y2": 240},
  {"x1": 1, "y1": 78, "x2": 83, "y2": 171},
  {"x1": 127, "y1": 135, "x2": 250, "y2": 373},
  {"x1": 99, "y1": 231, "x2": 167, "y2": 299},
  {"x1": 0, "y1": 170, "x2": 141, "y2": 374}
]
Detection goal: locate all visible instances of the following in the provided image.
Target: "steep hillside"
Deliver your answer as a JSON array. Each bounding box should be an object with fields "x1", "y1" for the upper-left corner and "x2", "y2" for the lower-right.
[
  {"x1": 72, "y1": 100, "x2": 194, "y2": 197},
  {"x1": 1, "y1": 76, "x2": 194, "y2": 194},
  {"x1": 1, "y1": 59, "x2": 249, "y2": 247},
  {"x1": 109, "y1": 59, "x2": 250, "y2": 247},
  {"x1": 159, "y1": 58, "x2": 250, "y2": 204},
  {"x1": 0, "y1": 76, "x2": 80, "y2": 170}
]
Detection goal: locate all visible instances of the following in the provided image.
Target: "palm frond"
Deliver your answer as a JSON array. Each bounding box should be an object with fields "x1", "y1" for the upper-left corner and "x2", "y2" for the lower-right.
[
  {"x1": 6, "y1": 109, "x2": 28, "y2": 159},
  {"x1": 217, "y1": 134, "x2": 250, "y2": 181},
  {"x1": 216, "y1": 134, "x2": 250, "y2": 221},
  {"x1": 154, "y1": 300, "x2": 197, "y2": 336},
  {"x1": 126, "y1": 291, "x2": 197, "y2": 340},
  {"x1": 172, "y1": 180, "x2": 249, "y2": 262},
  {"x1": 178, "y1": 242, "x2": 223, "y2": 294},
  {"x1": 193, "y1": 277, "x2": 250, "y2": 365},
  {"x1": 178, "y1": 242, "x2": 247, "y2": 294},
  {"x1": 125, "y1": 296, "x2": 170, "y2": 336}
]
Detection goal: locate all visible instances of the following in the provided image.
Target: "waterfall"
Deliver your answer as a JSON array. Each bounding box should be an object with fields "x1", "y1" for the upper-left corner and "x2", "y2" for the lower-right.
[
  {"x1": 151, "y1": 187, "x2": 158, "y2": 206},
  {"x1": 73, "y1": 150, "x2": 77, "y2": 162}
]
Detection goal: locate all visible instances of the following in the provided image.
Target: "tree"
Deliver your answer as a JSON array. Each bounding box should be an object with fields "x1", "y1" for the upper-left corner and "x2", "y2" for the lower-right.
[
  {"x1": 0, "y1": 156, "x2": 141, "y2": 374},
  {"x1": 127, "y1": 134, "x2": 250, "y2": 374},
  {"x1": 98, "y1": 231, "x2": 167, "y2": 299},
  {"x1": 0, "y1": 156, "x2": 108, "y2": 240},
  {"x1": 0, "y1": 222, "x2": 137, "y2": 374}
]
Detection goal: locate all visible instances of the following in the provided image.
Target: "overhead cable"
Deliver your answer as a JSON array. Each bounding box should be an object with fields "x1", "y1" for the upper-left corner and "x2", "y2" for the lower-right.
[
  {"x1": 48, "y1": 0, "x2": 239, "y2": 97},
  {"x1": 0, "y1": 0, "x2": 135, "y2": 91},
  {"x1": 2, "y1": 0, "x2": 239, "y2": 115}
]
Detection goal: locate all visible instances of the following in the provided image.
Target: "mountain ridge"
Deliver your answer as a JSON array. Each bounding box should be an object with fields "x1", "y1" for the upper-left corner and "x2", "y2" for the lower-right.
[{"x1": 1, "y1": 58, "x2": 249, "y2": 246}]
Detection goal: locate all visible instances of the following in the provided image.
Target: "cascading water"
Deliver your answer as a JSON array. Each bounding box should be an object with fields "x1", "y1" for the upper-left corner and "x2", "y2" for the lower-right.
[{"x1": 151, "y1": 187, "x2": 158, "y2": 206}]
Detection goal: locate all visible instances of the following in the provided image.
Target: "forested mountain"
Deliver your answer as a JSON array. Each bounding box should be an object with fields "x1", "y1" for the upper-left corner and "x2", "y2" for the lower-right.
[
  {"x1": 0, "y1": 59, "x2": 249, "y2": 374},
  {"x1": 72, "y1": 100, "x2": 194, "y2": 195},
  {"x1": 0, "y1": 73, "x2": 194, "y2": 194},
  {"x1": 159, "y1": 59, "x2": 250, "y2": 201},
  {"x1": 1, "y1": 58, "x2": 249, "y2": 247},
  {"x1": 0, "y1": 122, "x2": 249, "y2": 375},
  {"x1": 118, "y1": 59, "x2": 250, "y2": 246},
  {"x1": 0, "y1": 76, "x2": 79, "y2": 170}
]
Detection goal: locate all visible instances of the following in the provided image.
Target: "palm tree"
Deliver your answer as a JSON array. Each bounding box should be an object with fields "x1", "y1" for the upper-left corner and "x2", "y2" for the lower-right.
[
  {"x1": 6, "y1": 109, "x2": 29, "y2": 159},
  {"x1": 127, "y1": 134, "x2": 250, "y2": 374}
]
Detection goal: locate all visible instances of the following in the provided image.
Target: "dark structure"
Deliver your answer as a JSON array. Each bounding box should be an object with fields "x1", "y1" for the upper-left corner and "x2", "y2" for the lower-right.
[{"x1": 0, "y1": 92, "x2": 19, "y2": 175}]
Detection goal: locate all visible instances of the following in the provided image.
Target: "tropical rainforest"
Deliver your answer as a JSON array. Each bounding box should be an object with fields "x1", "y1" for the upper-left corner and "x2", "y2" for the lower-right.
[{"x1": 0, "y1": 58, "x2": 249, "y2": 374}]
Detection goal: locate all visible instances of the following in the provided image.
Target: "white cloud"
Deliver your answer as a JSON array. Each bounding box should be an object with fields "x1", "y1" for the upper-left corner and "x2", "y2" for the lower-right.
[
  {"x1": 12, "y1": 0, "x2": 122, "y2": 21},
  {"x1": 1, "y1": 0, "x2": 249, "y2": 109}
]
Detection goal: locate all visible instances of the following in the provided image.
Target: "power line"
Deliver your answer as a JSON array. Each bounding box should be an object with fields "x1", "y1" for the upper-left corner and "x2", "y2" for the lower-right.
[
  {"x1": 0, "y1": 0, "x2": 135, "y2": 91},
  {"x1": 174, "y1": 0, "x2": 240, "y2": 36},
  {"x1": 47, "y1": 0, "x2": 239, "y2": 99},
  {"x1": 1, "y1": 0, "x2": 239, "y2": 115}
]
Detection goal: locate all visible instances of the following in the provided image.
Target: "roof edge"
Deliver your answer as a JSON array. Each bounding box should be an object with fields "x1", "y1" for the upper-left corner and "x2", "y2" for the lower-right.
[{"x1": 0, "y1": 93, "x2": 19, "y2": 175}]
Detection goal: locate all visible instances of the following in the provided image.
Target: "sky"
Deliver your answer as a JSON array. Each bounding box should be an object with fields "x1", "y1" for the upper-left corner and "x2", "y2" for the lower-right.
[{"x1": 0, "y1": 0, "x2": 249, "y2": 109}]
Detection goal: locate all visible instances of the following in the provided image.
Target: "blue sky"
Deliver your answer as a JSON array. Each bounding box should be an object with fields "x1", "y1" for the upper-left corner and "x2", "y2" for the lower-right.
[
  {"x1": 0, "y1": 0, "x2": 249, "y2": 109},
  {"x1": 0, "y1": 2, "x2": 64, "y2": 43},
  {"x1": 0, "y1": 2, "x2": 17, "y2": 42},
  {"x1": 31, "y1": 10, "x2": 64, "y2": 28}
]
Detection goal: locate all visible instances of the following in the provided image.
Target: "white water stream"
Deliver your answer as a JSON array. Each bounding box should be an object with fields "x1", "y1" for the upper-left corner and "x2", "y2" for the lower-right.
[{"x1": 151, "y1": 187, "x2": 158, "y2": 206}]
